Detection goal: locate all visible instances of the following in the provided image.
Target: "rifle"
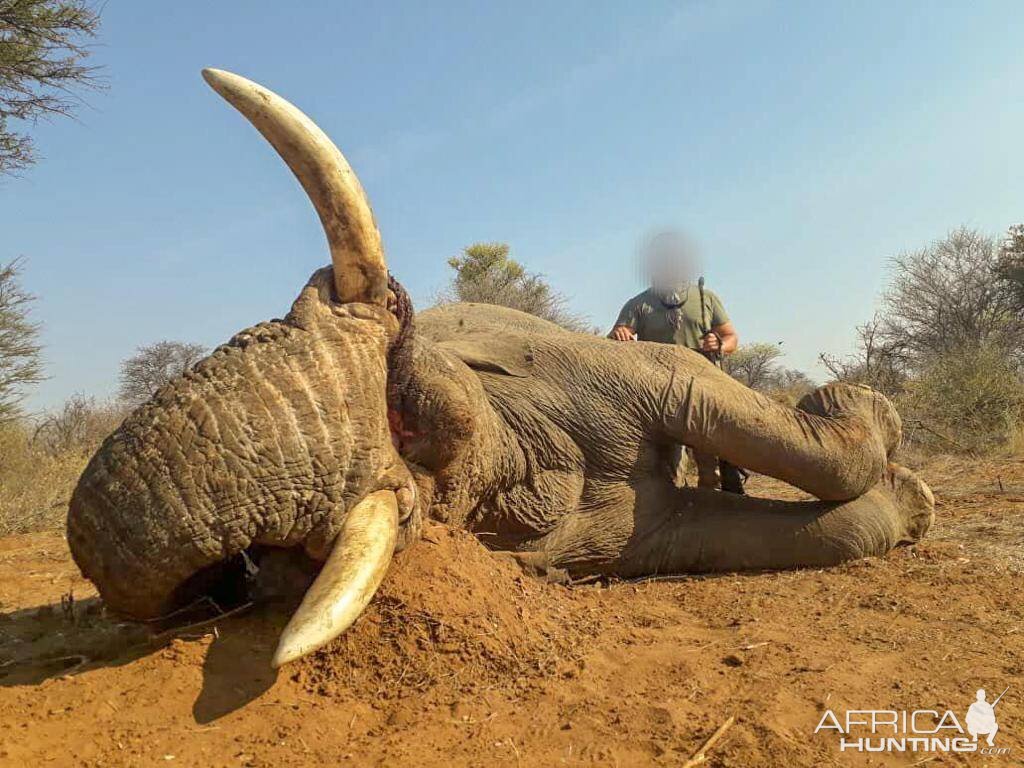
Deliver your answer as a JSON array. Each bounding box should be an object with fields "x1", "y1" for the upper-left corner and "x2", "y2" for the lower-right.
[{"x1": 697, "y1": 276, "x2": 747, "y2": 494}]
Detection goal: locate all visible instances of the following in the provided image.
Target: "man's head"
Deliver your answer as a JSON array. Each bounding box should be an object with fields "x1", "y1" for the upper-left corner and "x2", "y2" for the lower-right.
[{"x1": 639, "y1": 229, "x2": 698, "y2": 296}]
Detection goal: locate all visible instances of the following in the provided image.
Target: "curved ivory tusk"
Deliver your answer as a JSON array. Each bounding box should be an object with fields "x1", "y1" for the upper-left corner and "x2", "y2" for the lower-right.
[
  {"x1": 201, "y1": 67, "x2": 388, "y2": 306},
  {"x1": 272, "y1": 490, "x2": 398, "y2": 668}
]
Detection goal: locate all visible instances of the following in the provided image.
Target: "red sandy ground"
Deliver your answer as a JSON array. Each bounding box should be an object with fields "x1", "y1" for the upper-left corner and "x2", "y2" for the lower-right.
[{"x1": 0, "y1": 456, "x2": 1021, "y2": 767}]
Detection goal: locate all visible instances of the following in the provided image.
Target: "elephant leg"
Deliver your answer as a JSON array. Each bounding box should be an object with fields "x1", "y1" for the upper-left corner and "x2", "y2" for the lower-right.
[
  {"x1": 535, "y1": 464, "x2": 933, "y2": 577},
  {"x1": 620, "y1": 463, "x2": 933, "y2": 575}
]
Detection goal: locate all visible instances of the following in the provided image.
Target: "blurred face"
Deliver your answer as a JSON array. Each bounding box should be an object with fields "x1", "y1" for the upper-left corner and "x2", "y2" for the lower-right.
[{"x1": 641, "y1": 231, "x2": 698, "y2": 293}]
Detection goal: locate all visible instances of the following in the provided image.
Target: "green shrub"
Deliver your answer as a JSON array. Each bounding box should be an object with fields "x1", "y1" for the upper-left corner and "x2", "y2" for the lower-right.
[{"x1": 900, "y1": 344, "x2": 1024, "y2": 455}]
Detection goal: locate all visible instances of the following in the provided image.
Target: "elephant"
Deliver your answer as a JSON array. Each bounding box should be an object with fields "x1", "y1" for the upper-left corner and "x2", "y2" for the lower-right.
[{"x1": 67, "y1": 69, "x2": 935, "y2": 669}]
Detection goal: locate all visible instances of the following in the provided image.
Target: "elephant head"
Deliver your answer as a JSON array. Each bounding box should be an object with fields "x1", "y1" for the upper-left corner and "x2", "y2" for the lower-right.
[{"x1": 68, "y1": 70, "x2": 421, "y2": 667}]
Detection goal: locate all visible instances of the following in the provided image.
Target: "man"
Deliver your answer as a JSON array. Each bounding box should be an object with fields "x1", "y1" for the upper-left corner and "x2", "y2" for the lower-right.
[{"x1": 609, "y1": 231, "x2": 740, "y2": 491}]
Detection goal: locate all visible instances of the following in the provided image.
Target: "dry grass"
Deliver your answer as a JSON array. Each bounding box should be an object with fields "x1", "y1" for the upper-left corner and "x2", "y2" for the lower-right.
[
  {"x1": 0, "y1": 398, "x2": 124, "y2": 536},
  {"x1": 0, "y1": 421, "x2": 89, "y2": 534},
  {"x1": 1005, "y1": 422, "x2": 1024, "y2": 456}
]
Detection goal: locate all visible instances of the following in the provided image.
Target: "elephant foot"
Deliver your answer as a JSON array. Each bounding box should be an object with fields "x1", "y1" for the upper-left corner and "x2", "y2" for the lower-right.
[{"x1": 878, "y1": 462, "x2": 935, "y2": 545}]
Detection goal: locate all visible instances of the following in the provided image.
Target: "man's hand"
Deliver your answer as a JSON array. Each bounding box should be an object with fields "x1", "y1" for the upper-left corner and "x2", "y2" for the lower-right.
[
  {"x1": 704, "y1": 322, "x2": 738, "y2": 355},
  {"x1": 700, "y1": 332, "x2": 721, "y2": 354},
  {"x1": 610, "y1": 325, "x2": 636, "y2": 341}
]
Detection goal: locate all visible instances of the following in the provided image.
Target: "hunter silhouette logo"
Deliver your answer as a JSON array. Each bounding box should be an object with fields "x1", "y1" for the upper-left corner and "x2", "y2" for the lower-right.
[
  {"x1": 966, "y1": 687, "x2": 1008, "y2": 747},
  {"x1": 815, "y1": 685, "x2": 1012, "y2": 755}
]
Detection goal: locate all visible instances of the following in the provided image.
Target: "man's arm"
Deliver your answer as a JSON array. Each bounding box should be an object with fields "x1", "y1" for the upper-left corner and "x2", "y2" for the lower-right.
[{"x1": 701, "y1": 290, "x2": 737, "y2": 355}]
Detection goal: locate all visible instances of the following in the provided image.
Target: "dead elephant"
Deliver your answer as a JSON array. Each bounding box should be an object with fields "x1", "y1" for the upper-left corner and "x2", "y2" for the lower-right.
[{"x1": 67, "y1": 69, "x2": 934, "y2": 668}]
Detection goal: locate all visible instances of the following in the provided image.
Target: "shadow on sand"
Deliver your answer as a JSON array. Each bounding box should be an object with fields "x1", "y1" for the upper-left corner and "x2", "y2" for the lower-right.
[{"x1": 0, "y1": 595, "x2": 287, "y2": 723}]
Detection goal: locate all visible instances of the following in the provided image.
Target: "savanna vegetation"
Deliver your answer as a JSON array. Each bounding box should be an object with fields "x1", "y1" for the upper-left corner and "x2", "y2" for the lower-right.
[
  {"x1": 821, "y1": 227, "x2": 1024, "y2": 455},
  {"x1": 0, "y1": 260, "x2": 203, "y2": 532},
  {"x1": 442, "y1": 242, "x2": 593, "y2": 332}
]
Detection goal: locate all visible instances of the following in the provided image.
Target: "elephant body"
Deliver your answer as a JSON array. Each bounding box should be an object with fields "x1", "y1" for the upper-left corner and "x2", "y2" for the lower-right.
[{"x1": 398, "y1": 299, "x2": 933, "y2": 579}]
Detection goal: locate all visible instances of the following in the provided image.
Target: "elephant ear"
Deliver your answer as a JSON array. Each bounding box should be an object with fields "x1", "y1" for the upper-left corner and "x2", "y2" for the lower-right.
[{"x1": 436, "y1": 334, "x2": 533, "y2": 378}]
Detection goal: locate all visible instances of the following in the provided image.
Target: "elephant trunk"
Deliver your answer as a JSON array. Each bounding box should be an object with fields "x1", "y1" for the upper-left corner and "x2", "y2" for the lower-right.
[
  {"x1": 67, "y1": 307, "x2": 394, "y2": 619},
  {"x1": 664, "y1": 362, "x2": 901, "y2": 501}
]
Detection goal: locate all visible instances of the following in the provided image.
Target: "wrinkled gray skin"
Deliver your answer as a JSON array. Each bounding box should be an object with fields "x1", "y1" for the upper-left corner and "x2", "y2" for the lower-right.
[{"x1": 69, "y1": 266, "x2": 934, "y2": 620}]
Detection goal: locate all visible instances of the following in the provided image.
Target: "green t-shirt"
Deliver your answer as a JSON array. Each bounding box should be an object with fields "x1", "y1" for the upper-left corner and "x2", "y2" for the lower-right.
[{"x1": 612, "y1": 285, "x2": 729, "y2": 349}]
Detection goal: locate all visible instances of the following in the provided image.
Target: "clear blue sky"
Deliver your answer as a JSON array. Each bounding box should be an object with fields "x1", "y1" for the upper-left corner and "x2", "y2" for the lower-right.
[{"x1": 5, "y1": 1, "x2": 1023, "y2": 412}]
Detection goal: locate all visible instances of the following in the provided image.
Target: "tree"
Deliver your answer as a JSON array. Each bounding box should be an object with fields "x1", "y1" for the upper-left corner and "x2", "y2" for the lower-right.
[
  {"x1": 819, "y1": 314, "x2": 908, "y2": 397},
  {"x1": 119, "y1": 341, "x2": 207, "y2": 405},
  {"x1": 0, "y1": 0, "x2": 102, "y2": 174},
  {"x1": 822, "y1": 227, "x2": 1024, "y2": 397},
  {"x1": 998, "y1": 223, "x2": 1024, "y2": 312},
  {"x1": 723, "y1": 341, "x2": 815, "y2": 403},
  {"x1": 444, "y1": 242, "x2": 591, "y2": 332},
  {"x1": 0, "y1": 259, "x2": 43, "y2": 420},
  {"x1": 820, "y1": 226, "x2": 1024, "y2": 453},
  {"x1": 723, "y1": 342, "x2": 784, "y2": 390},
  {"x1": 878, "y1": 227, "x2": 1024, "y2": 363},
  {"x1": 770, "y1": 367, "x2": 816, "y2": 406}
]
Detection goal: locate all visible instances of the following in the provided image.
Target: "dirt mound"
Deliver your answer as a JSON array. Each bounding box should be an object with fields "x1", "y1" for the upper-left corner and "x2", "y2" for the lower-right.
[
  {"x1": 1, "y1": 457, "x2": 1023, "y2": 766},
  {"x1": 292, "y1": 523, "x2": 592, "y2": 702}
]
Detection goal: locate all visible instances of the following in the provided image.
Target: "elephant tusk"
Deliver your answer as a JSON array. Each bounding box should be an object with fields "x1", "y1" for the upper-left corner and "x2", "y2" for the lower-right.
[
  {"x1": 201, "y1": 67, "x2": 388, "y2": 307},
  {"x1": 271, "y1": 490, "x2": 398, "y2": 668}
]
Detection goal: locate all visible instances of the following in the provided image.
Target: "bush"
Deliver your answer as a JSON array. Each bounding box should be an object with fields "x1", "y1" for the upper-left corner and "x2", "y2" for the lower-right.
[
  {"x1": 0, "y1": 396, "x2": 123, "y2": 535},
  {"x1": 33, "y1": 394, "x2": 125, "y2": 455},
  {"x1": 723, "y1": 343, "x2": 783, "y2": 390},
  {"x1": 899, "y1": 344, "x2": 1024, "y2": 455},
  {"x1": 768, "y1": 369, "x2": 817, "y2": 406},
  {"x1": 819, "y1": 314, "x2": 907, "y2": 399},
  {"x1": 443, "y1": 242, "x2": 592, "y2": 332},
  {"x1": 0, "y1": 420, "x2": 83, "y2": 534},
  {"x1": 822, "y1": 226, "x2": 1024, "y2": 454},
  {"x1": 119, "y1": 340, "x2": 206, "y2": 405}
]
